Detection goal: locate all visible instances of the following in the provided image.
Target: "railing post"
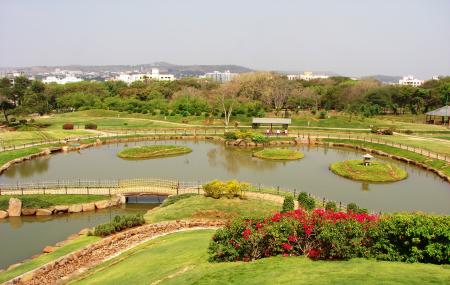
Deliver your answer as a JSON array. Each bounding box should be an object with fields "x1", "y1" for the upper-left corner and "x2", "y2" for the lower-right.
[
  {"x1": 277, "y1": 186, "x2": 279, "y2": 195},
  {"x1": 197, "y1": 181, "x2": 200, "y2": 194},
  {"x1": 322, "y1": 197, "x2": 325, "y2": 207},
  {"x1": 177, "y1": 181, "x2": 179, "y2": 195},
  {"x1": 293, "y1": 189, "x2": 296, "y2": 198}
]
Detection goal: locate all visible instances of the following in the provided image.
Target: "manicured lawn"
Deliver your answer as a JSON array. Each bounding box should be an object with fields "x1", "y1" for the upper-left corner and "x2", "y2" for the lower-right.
[
  {"x1": 0, "y1": 235, "x2": 100, "y2": 284},
  {"x1": 70, "y1": 230, "x2": 450, "y2": 285},
  {"x1": 144, "y1": 196, "x2": 280, "y2": 223},
  {"x1": 323, "y1": 139, "x2": 450, "y2": 176},
  {"x1": 0, "y1": 129, "x2": 91, "y2": 148},
  {"x1": 253, "y1": 148, "x2": 304, "y2": 160},
  {"x1": 117, "y1": 145, "x2": 192, "y2": 159},
  {"x1": 0, "y1": 195, "x2": 108, "y2": 210},
  {"x1": 330, "y1": 160, "x2": 408, "y2": 182},
  {"x1": 0, "y1": 146, "x2": 46, "y2": 167}
]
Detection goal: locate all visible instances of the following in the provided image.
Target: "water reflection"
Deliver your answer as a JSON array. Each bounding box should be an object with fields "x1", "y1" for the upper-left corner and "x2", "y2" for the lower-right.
[{"x1": 4, "y1": 158, "x2": 49, "y2": 178}]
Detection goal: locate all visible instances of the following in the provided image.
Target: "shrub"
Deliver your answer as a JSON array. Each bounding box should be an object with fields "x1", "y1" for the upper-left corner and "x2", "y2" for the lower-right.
[
  {"x1": 347, "y1": 202, "x2": 359, "y2": 213},
  {"x1": 19, "y1": 119, "x2": 27, "y2": 125},
  {"x1": 84, "y1": 123, "x2": 98, "y2": 130},
  {"x1": 325, "y1": 201, "x2": 337, "y2": 211},
  {"x1": 62, "y1": 123, "x2": 74, "y2": 130},
  {"x1": 251, "y1": 133, "x2": 269, "y2": 143},
  {"x1": 93, "y1": 214, "x2": 145, "y2": 237},
  {"x1": 370, "y1": 126, "x2": 379, "y2": 134},
  {"x1": 404, "y1": 129, "x2": 413, "y2": 135},
  {"x1": 298, "y1": 192, "x2": 315, "y2": 211},
  {"x1": 382, "y1": 128, "x2": 394, "y2": 135},
  {"x1": 224, "y1": 131, "x2": 238, "y2": 140},
  {"x1": 318, "y1": 110, "x2": 327, "y2": 119},
  {"x1": 203, "y1": 180, "x2": 249, "y2": 199},
  {"x1": 282, "y1": 196, "x2": 295, "y2": 212}
]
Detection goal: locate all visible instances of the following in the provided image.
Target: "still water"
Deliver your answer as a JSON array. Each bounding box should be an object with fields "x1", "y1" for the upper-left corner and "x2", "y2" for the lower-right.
[
  {"x1": 1, "y1": 140, "x2": 449, "y2": 214},
  {"x1": 0, "y1": 204, "x2": 157, "y2": 269}
]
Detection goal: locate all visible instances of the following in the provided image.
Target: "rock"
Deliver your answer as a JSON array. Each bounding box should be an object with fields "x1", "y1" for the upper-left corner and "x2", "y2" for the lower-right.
[
  {"x1": 110, "y1": 196, "x2": 122, "y2": 206},
  {"x1": 82, "y1": 202, "x2": 95, "y2": 212},
  {"x1": 43, "y1": 246, "x2": 57, "y2": 253},
  {"x1": 8, "y1": 198, "x2": 22, "y2": 217},
  {"x1": 20, "y1": 272, "x2": 35, "y2": 283},
  {"x1": 95, "y1": 200, "x2": 110, "y2": 209},
  {"x1": 68, "y1": 204, "x2": 83, "y2": 213},
  {"x1": 78, "y1": 228, "x2": 91, "y2": 235},
  {"x1": 0, "y1": 210, "x2": 8, "y2": 219},
  {"x1": 36, "y1": 209, "x2": 52, "y2": 216},
  {"x1": 21, "y1": 208, "x2": 37, "y2": 216},
  {"x1": 7, "y1": 263, "x2": 22, "y2": 270},
  {"x1": 54, "y1": 205, "x2": 69, "y2": 212}
]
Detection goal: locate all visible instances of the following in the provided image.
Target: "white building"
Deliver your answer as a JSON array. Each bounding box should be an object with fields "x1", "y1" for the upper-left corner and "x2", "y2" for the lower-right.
[
  {"x1": 115, "y1": 68, "x2": 175, "y2": 84},
  {"x1": 42, "y1": 75, "x2": 83, "y2": 84},
  {"x1": 287, "y1": 71, "x2": 329, "y2": 81},
  {"x1": 201, "y1": 70, "x2": 237, "y2": 83},
  {"x1": 398, "y1": 75, "x2": 424, "y2": 87}
]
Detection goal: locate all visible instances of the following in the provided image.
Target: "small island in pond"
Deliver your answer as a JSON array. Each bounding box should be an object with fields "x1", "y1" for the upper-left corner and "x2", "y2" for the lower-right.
[
  {"x1": 253, "y1": 148, "x2": 305, "y2": 160},
  {"x1": 330, "y1": 159, "x2": 408, "y2": 182},
  {"x1": 117, "y1": 145, "x2": 192, "y2": 159}
]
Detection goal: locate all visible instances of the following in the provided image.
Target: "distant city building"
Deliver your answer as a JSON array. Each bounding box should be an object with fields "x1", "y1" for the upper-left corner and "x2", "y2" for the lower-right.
[
  {"x1": 287, "y1": 71, "x2": 329, "y2": 81},
  {"x1": 114, "y1": 68, "x2": 175, "y2": 84},
  {"x1": 42, "y1": 75, "x2": 83, "y2": 84},
  {"x1": 1, "y1": 71, "x2": 27, "y2": 85},
  {"x1": 201, "y1": 70, "x2": 237, "y2": 83},
  {"x1": 398, "y1": 75, "x2": 423, "y2": 87}
]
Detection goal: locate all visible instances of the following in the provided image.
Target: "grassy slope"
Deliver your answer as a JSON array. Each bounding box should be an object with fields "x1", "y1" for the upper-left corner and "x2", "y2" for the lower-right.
[
  {"x1": 0, "y1": 130, "x2": 91, "y2": 147},
  {"x1": 70, "y1": 230, "x2": 450, "y2": 285},
  {"x1": 144, "y1": 196, "x2": 280, "y2": 224},
  {"x1": 330, "y1": 160, "x2": 408, "y2": 182},
  {"x1": 0, "y1": 235, "x2": 100, "y2": 284},
  {"x1": 0, "y1": 195, "x2": 107, "y2": 210},
  {"x1": 253, "y1": 148, "x2": 304, "y2": 160},
  {"x1": 117, "y1": 145, "x2": 192, "y2": 159},
  {"x1": 323, "y1": 139, "x2": 450, "y2": 176},
  {"x1": 0, "y1": 146, "x2": 46, "y2": 167}
]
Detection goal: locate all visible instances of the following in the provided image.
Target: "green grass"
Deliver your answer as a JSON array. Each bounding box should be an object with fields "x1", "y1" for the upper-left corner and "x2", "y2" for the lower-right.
[
  {"x1": 117, "y1": 145, "x2": 192, "y2": 159},
  {"x1": 70, "y1": 230, "x2": 450, "y2": 285},
  {"x1": 144, "y1": 196, "x2": 280, "y2": 223},
  {"x1": 0, "y1": 235, "x2": 100, "y2": 284},
  {"x1": 0, "y1": 146, "x2": 46, "y2": 167},
  {"x1": 0, "y1": 129, "x2": 91, "y2": 148},
  {"x1": 253, "y1": 148, "x2": 304, "y2": 160},
  {"x1": 0, "y1": 195, "x2": 107, "y2": 210},
  {"x1": 330, "y1": 160, "x2": 408, "y2": 182},
  {"x1": 323, "y1": 139, "x2": 450, "y2": 177}
]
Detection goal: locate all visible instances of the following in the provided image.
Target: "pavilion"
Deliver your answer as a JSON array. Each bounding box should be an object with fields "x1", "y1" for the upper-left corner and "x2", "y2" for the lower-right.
[
  {"x1": 252, "y1": 117, "x2": 292, "y2": 130},
  {"x1": 425, "y1": 106, "x2": 450, "y2": 126}
]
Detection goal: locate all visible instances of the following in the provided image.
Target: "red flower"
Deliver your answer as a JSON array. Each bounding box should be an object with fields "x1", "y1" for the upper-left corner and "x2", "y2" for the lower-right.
[
  {"x1": 282, "y1": 253, "x2": 289, "y2": 257},
  {"x1": 282, "y1": 243, "x2": 293, "y2": 251},
  {"x1": 288, "y1": 235, "x2": 298, "y2": 242},
  {"x1": 242, "y1": 228, "x2": 252, "y2": 240},
  {"x1": 256, "y1": 222, "x2": 263, "y2": 229},
  {"x1": 303, "y1": 224, "x2": 314, "y2": 236},
  {"x1": 271, "y1": 212, "x2": 282, "y2": 222},
  {"x1": 307, "y1": 248, "x2": 320, "y2": 258}
]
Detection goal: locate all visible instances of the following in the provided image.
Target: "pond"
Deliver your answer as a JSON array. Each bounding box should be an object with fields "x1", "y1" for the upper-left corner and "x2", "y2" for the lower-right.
[
  {"x1": 1, "y1": 140, "x2": 449, "y2": 214},
  {"x1": 0, "y1": 204, "x2": 157, "y2": 270}
]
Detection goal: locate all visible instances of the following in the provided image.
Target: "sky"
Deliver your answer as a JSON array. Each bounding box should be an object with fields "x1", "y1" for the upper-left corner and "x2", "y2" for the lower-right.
[{"x1": 0, "y1": 0, "x2": 449, "y2": 78}]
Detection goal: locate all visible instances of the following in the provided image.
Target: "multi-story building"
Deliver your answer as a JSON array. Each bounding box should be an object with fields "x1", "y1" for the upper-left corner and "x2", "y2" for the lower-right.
[
  {"x1": 287, "y1": 71, "x2": 329, "y2": 81},
  {"x1": 115, "y1": 68, "x2": 175, "y2": 84},
  {"x1": 398, "y1": 75, "x2": 424, "y2": 87},
  {"x1": 201, "y1": 70, "x2": 237, "y2": 83},
  {"x1": 42, "y1": 75, "x2": 83, "y2": 84}
]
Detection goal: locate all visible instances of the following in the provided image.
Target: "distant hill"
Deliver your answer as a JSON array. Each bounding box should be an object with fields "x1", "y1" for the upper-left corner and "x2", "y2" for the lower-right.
[
  {"x1": 2, "y1": 62, "x2": 253, "y2": 78},
  {"x1": 362, "y1": 75, "x2": 401, "y2": 84}
]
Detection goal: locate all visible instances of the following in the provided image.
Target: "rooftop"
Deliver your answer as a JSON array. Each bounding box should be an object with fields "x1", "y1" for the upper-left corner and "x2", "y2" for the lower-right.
[{"x1": 425, "y1": 106, "x2": 450, "y2": 117}]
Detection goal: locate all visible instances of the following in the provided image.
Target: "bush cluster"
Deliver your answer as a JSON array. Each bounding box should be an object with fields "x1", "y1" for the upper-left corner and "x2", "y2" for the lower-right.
[
  {"x1": 346, "y1": 202, "x2": 368, "y2": 214},
  {"x1": 93, "y1": 214, "x2": 145, "y2": 237},
  {"x1": 203, "y1": 180, "x2": 250, "y2": 199},
  {"x1": 84, "y1": 123, "x2": 98, "y2": 130},
  {"x1": 297, "y1": 192, "x2": 316, "y2": 210},
  {"x1": 208, "y1": 209, "x2": 450, "y2": 265},
  {"x1": 62, "y1": 123, "x2": 74, "y2": 130},
  {"x1": 281, "y1": 196, "x2": 295, "y2": 212},
  {"x1": 224, "y1": 130, "x2": 269, "y2": 143}
]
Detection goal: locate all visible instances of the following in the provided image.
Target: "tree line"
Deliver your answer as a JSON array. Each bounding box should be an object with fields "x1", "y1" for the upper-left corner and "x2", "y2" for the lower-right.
[{"x1": 1, "y1": 73, "x2": 449, "y2": 125}]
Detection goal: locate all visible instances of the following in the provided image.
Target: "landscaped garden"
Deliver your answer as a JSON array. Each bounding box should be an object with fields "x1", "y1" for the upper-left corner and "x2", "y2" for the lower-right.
[
  {"x1": 253, "y1": 148, "x2": 305, "y2": 160},
  {"x1": 329, "y1": 160, "x2": 408, "y2": 182},
  {"x1": 116, "y1": 145, "x2": 192, "y2": 159}
]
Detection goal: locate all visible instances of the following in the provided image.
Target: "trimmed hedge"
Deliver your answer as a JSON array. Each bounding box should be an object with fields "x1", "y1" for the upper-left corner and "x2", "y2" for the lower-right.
[
  {"x1": 282, "y1": 196, "x2": 294, "y2": 212},
  {"x1": 203, "y1": 180, "x2": 249, "y2": 199},
  {"x1": 298, "y1": 192, "x2": 315, "y2": 210},
  {"x1": 62, "y1": 123, "x2": 74, "y2": 130},
  {"x1": 84, "y1": 123, "x2": 98, "y2": 130},
  {"x1": 93, "y1": 214, "x2": 145, "y2": 237}
]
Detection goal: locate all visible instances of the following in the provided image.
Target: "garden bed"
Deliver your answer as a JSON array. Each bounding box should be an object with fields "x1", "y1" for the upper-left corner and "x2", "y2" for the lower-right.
[
  {"x1": 329, "y1": 159, "x2": 408, "y2": 182},
  {"x1": 116, "y1": 145, "x2": 192, "y2": 159}
]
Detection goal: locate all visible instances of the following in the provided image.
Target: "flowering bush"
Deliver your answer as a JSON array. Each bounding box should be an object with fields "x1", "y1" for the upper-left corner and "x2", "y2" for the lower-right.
[
  {"x1": 208, "y1": 208, "x2": 379, "y2": 262},
  {"x1": 203, "y1": 180, "x2": 249, "y2": 199}
]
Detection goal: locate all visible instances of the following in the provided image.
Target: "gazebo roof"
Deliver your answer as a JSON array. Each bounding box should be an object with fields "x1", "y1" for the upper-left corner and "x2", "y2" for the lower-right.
[
  {"x1": 425, "y1": 106, "x2": 450, "y2": 117},
  {"x1": 252, "y1": 118, "x2": 292, "y2": 125}
]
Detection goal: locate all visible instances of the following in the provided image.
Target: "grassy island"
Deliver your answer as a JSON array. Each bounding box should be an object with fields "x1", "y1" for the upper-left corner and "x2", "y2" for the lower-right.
[
  {"x1": 330, "y1": 160, "x2": 408, "y2": 182},
  {"x1": 117, "y1": 145, "x2": 192, "y2": 159},
  {"x1": 253, "y1": 148, "x2": 304, "y2": 160}
]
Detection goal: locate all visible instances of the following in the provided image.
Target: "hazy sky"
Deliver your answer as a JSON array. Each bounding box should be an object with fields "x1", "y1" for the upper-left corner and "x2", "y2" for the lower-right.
[{"x1": 1, "y1": 0, "x2": 449, "y2": 78}]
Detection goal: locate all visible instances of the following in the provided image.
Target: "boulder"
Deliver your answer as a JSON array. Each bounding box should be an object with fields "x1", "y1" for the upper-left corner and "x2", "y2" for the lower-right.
[
  {"x1": 36, "y1": 209, "x2": 52, "y2": 216},
  {"x1": 110, "y1": 196, "x2": 122, "y2": 206},
  {"x1": 68, "y1": 204, "x2": 82, "y2": 213},
  {"x1": 82, "y1": 202, "x2": 95, "y2": 212},
  {"x1": 21, "y1": 208, "x2": 37, "y2": 216},
  {"x1": 78, "y1": 228, "x2": 91, "y2": 235},
  {"x1": 95, "y1": 200, "x2": 111, "y2": 209},
  {"x1": 54, "y1": 205, "x2": 69, "y2": 213},
  {"x1": 0, "y1": 210, "x2": 8, "y2": 219},
  {"x1": 8, "y1": 198, "x2": 22, "y2": 217},
  {"x1": 42, "y1": 246, "x2": 57, "y2": 253}
]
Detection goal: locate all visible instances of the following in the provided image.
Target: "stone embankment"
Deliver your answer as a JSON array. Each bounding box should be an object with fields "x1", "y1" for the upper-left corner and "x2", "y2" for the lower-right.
[
  {"x1": 0, "y1": 196, "x2": 122, "y2": 219},
  {"x1": 6, "y1": 220, "x2": 225, "y2": 285}
]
